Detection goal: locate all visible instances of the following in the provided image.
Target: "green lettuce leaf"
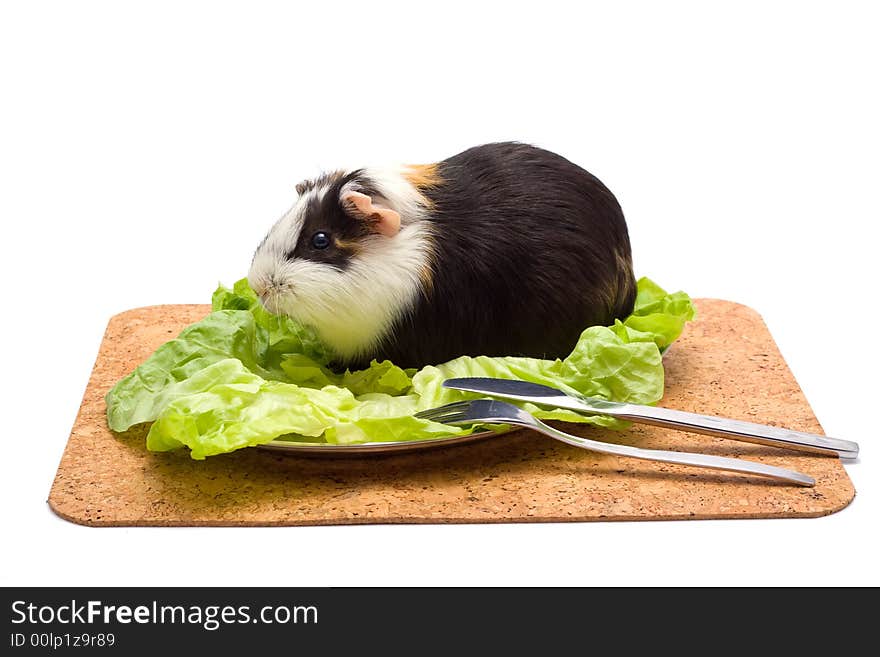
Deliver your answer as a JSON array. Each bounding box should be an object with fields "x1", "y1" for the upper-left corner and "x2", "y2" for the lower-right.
[
  {"x1": 614, "y1": 278, "x2": 696, "y2": 350},
  {"x1": 105, "y1": 277, "x2": 694, "y2": 458}
]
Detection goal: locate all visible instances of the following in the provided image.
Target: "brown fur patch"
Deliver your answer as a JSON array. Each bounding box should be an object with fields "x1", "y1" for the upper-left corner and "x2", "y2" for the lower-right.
[
  {"x1": 403, "y1": 163, "x2": 443, "y2": 191},
  {"x1": 419, "y1": 263, "x2": 434, "y2": 296},
  {"x1": 333, "y1": 237, "x2": 362, "y2": 256}
]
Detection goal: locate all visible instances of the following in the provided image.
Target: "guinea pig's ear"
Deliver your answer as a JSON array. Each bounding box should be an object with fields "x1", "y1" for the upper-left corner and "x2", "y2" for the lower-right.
[
  {"x1": 340, "y1": 190, "x2": 401, "y2": 237},
  {"x1": 295, "y1": 180, "x2": 310, "y2": 195}
]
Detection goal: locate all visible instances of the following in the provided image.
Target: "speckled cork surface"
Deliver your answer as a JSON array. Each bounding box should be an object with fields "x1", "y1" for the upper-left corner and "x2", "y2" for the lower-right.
[{"x1": 48, "y1": 299, "x2": 855, "y2": 526}]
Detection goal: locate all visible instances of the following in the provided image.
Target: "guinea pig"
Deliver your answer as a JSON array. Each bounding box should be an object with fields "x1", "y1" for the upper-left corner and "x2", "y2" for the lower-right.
[{"x1": 248, "y1": 142, "x2": 637, "y2": 370}]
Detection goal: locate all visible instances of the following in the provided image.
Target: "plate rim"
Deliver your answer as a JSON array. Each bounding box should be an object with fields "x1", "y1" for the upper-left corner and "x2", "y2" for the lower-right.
[{"x1": 256, "y1": 429, "x2": 502, "y2": 456}]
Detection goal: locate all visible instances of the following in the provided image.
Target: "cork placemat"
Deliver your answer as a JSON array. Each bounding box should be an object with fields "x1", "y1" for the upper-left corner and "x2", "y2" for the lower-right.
[{"x1": 48, "y1": 299, "x2": 855, "y2": 526}]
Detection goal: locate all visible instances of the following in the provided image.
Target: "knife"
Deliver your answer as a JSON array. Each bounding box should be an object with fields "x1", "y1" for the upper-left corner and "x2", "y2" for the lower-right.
[{"x1": 442, "y1": 377, "x2": 859, "y2": 458}]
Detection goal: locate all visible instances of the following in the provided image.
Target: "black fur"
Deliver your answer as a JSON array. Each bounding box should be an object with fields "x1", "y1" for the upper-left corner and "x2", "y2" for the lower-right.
[
  {"x1": 287, "y1": 171, "x2": 373, "y2": 269},
  {"x1": 364, "y1": 142, "x2": 637, "y2": 369}
]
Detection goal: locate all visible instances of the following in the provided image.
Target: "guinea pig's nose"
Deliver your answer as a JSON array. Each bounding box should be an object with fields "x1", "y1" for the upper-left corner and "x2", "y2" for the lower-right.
[{"x1": 248, "y1": 277, "x2": 268, "y2": 297}]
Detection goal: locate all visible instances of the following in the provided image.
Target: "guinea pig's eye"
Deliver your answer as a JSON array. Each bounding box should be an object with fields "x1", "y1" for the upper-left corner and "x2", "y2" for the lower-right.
[{"x1": 311, "y1": 232, "x2": 331, "y2": 250}]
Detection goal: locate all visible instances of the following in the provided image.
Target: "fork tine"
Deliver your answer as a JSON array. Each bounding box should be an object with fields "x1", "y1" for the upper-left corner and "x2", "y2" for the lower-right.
[
  {"x1": 422, "y1": 414, "x2": 469, "y2": 425},
  {"x1": 414, "y1": 401, "x2": 474, "y2": 422},
  {"x1": 414, "y1": 409, "x2": 468, "y2": 423},
  {"x1": 415, "y1": 401, "x2": 472, "y2": 416}
]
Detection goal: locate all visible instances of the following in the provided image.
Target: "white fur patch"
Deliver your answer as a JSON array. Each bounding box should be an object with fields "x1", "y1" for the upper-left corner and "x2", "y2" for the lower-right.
[
  {"x1": 248, "y1": 189, "x2": 313, "y2": 295},
  {"x1": 248, "y1": 166, "x2": 435, "y2": 362}
]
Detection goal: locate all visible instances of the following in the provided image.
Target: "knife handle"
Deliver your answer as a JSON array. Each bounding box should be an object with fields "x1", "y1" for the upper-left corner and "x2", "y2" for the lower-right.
[{"x1": 608, "y1": 403, "x2": 859, "y2": 458}]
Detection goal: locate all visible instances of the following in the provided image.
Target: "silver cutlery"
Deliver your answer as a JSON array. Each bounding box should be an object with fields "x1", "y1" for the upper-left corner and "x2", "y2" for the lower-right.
[
  {"x1": 416, "y1": 399, "x2": 815, "y2": 486},
  {"x1": 442, "y1": 378, "x2": 859, "y2": 458}
]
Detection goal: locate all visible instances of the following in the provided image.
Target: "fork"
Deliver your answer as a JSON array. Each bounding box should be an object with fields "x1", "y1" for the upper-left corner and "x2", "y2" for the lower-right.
[{"x1": 415, "y1": 399, "x2": 815, "y2": 486}]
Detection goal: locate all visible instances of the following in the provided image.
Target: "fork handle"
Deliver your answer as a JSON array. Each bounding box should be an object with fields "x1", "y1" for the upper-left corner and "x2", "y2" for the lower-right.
[
  {"x1": 529, "y1": 419, "x2": 815, "y2": 486},
  {"x1": 608, "y1": 404, "x2": 858, "y2": 458}
]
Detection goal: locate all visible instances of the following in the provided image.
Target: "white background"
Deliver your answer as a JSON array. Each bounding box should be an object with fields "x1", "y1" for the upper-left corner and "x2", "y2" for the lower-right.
[{"x1": 1, "y1": 1, "x2": 877, "y2": 586}]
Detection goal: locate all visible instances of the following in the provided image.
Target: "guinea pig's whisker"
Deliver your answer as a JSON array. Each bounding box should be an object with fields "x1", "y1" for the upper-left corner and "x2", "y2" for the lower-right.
[{"x1": 266, "y1": 289, "x2": 279, "y2": 314}]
